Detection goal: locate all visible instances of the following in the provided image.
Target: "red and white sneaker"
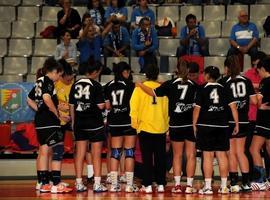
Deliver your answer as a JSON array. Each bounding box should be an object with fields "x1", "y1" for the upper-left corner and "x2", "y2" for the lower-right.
[
  {"x1": 40, "y1": 184, "x2": 52, "y2": 193},
  {"x1": 51, "y1": 183, "x2": 73, "y2": 193},
  {"x1": 171, "y1": 185, "x2": 182, "y2": 193}
]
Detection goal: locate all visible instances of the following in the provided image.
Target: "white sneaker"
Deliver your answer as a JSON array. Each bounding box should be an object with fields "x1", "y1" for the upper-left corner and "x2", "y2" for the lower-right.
[
  {"x1": 230, "y1": 185, "x2": 240, "y2": 193},
  {"x1": 185, "y1": 185, "x2": 197, "y2": 194},
  {"x1": 157, "y1": 185, "x2": 165, "y2": 193},
  {"x1": 106, "y1": 174, "x2": 112, "y2": 184},
  {"x1": 251, "y1": 182, "x2": 267, "y2": 191},
  {"x1": 125, "y1": 184, "x2": 139, "y2": 193},
  {"x1": 265, "y1": 180, "x2": 270, "y2": 190},
  {"x1": 218, "y1": 186, "x2": 229, "y2": 194},
  {"x1": 75, "y1": 182, "x2": 87, "y2": 192},
  {"x1": 198, "y1": 186, "x2": 213, "y2": 195},
  {"x1": 140, "y1": 185, "x2": 152, "y2": 193},
  {"x1": 93, "y1": 183, "x2": 108, "y2": 193},
  {"x1": 241, "y1": 183, "x2": 252, "y2": 192},
  {"x1": 110, "y1": 184, "x2": 121, "y2": 192},
  {"x1": 36, "y1": 182, "x2": 42, "y2": 190},
  {"x1": 119, "y1": 174, "x2": 126, "y2": 183}
]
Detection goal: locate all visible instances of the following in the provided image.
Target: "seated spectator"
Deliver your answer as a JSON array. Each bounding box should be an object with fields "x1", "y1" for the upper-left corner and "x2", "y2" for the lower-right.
[
  {"x1": 77, "y1": 13, "x2": 101, "y2": 69},
  {"x1": 132, "y1": 17, "x2": 158, "y2": 73},
  {"x1": 103, "y1": 20, "x2": 130, "y2": 57},
  {"x1": 87, "y1": 0, "x2": 105, "y2": 29},
  {"x1": 54, "y1": 30, "x2": 77, "y2": 66},
  {"x1": 79, "y1": 13, "x2": 101, "y2": 37},
  {"x1": 104, "y1": 0, "x2": 128, "y2": 24},
  {"x1": 227, "y1": 10, "x2": 259, "y2": 58},
  {"x1": 176, "y1": 14, "x2": 208, "y2": 57},
  {"x1": 56, "y1": 0, "x2": 81, "y2": 39},
  {"x1": 130, "y1": 0, "x2": 155, "y2": 29}
]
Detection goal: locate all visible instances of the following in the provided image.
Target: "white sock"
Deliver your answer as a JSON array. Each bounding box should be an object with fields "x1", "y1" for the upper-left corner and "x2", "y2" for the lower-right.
[
  {"x1": 76, "y1": 178, "x2": 82, "y2": 184},
  {"x1": 221, "y1": 177, "x2": 227, "y2": 188},
  {"x1": 126, "y1": 171, "x2": 134, "y2": 186},
  {"x1": 187, "y1": 177, "x2": 194, "y2": 187},
  {"x1": 110, "y1": 171, "x2": 118, "y2": 185},
  {"x1": 94, "y1": 176, "x2": 101, "y2": 185},
  {"x1": 205, "y1": 178, "x2": 212, "y2": 189},
  {"x1": 87, "y1": 165, "x2": 94, "y2": 178},
  {"x1": 174, "y1": 176, "x2": 181, "y2": 186}
]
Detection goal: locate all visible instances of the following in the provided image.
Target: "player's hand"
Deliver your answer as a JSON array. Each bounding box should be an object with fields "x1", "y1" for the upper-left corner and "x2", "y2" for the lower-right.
[
  {"x1": 259, "y1": 102, "x2": 270, "y2": 110},
  {"x1": 232, "y1": 125, "x2": 239, "y2": 135},
  {"x1": 135, "y1": 81, "x2": 142, "y2": 87},
  {"x1": 60, "y1": 115, "x2": 71, "y2": 123}
]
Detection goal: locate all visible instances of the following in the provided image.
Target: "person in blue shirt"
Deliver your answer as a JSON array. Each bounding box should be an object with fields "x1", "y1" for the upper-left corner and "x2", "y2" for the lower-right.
[
  {"x1": 104, "y1": 20, "x2": 130, "y2": 57},
  {"x1": 176, "y1": 14, "x2": 209, "y2": 57},
  {"x1": 130, "y1": 0, "x2": 155, "y2": 29},
  {"x1": 104, "y1": 0, "x2": 128, "y2": 24},
  {"x1": 132, "y1": 17, "x2": 158, "y2": 73},
  {"x1": 227, "y1": 10, "x2": 259, "y2": 58},
  {"x1": 87, "y1": 0, "x2": 105, "y2": 29},
  {"x1": 77, "y1": 14, "x2": 101, "y2": 74}
]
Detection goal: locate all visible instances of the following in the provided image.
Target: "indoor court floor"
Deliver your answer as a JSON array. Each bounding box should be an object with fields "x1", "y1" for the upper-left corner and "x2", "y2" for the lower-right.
[{"x1": 1, "y1": 180, "x2": 270, "y2": 200}]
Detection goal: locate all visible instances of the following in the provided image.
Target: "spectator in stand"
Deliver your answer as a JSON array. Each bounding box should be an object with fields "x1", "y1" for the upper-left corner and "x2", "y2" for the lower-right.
[
  {"x1": 55, "y1": 30, "x2": 77, "y2": 65},
  {"x1": 87, "y1": 0, "x2": 105, "y2": 29},
  {"x1": 130, "y1": 0, "x2": 155, "y2": 29},
  {"x1": 227, "y1": 10, "x2": 259, "y2": 58},
  {"x1": 103, "y1": 20, "x2": 130, "y2": 57},
  {"x1": 56, "y1": 0, "x2": 81, "y2": 39},
  {"x1": 132, "y1": 17, "x2": 158, "y2": 73},
  {"x1": 104, "y1": 0, "x2": 128, "y2": 24},
  {"x1": 176, "y1": 14, "x2": 208, "y2": 57},
  {"x1": 77, "y1": 13, "x2": 102, "y2": 72}
]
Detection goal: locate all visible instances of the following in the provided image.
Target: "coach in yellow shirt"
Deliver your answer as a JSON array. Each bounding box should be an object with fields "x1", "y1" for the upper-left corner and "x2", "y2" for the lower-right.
[{"x1": 130, "y1": 63, "x2": 169, "y2": 193}]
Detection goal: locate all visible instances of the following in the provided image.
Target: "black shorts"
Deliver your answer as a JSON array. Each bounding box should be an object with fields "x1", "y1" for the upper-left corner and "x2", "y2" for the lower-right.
[
  {"x1": 169, "y1": 126, "x2": 196, "y2": 142},
  {"x1": 254, "y1": 124, "x2": 270, "y2": 139},
  {"x1": 74, "y1": 127, "x2": 106, "y2": 142},
  {"x1": 229, "y1": 123, "x2": 250, "y2": 138},
  {"x1": 109, "y1": 125, "x2": 137, "y2": 137},
  {"x1": 196, "y1": 126, "x2": 230, "y2": 151},
  {"x1": 36, "y1": 127, "x2": 64, "y2": 146}
]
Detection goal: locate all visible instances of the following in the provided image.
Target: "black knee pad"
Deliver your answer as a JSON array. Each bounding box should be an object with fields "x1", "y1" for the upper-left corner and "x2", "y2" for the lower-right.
[
  {"x1": 111, "y1": 148, "x2": 122, "y2": 160},
  {"x1": 124, "y1": 148, "x2": 135, "y2": 159},
  {"x1": 52, "y1": 144, "x2": 64, "y2": 161}
]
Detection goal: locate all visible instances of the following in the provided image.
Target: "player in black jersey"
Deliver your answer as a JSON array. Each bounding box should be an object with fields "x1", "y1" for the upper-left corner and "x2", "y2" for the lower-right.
[
  {"x1": 27, "y1": 58, "x2": 72, "y2": 193},
  {"x1": 193, "y1": 66, "x2": 239, "y2": 195},
  {"x1": 249, "y1": 57, "x2": 270, "y2": 190},
  {"x1": 220, "y1": 56, "x2": 257, "y2": 192},
  {"x1": 103, "y1": 62, "x2": 138, "y2": 192},
  {"x1": 137, "y1": 59, "x2": 197, "y2": 193},
  {"x1": 69, "y1": 61, "x2": 107, "y2": 193}
]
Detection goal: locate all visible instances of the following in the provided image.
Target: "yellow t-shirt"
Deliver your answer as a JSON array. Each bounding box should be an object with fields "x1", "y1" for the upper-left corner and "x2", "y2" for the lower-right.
[
  {"x1": 55, "y1": 79, "x2": 73, "y2": 125},
  {"x1": 130, "y1": 81, "x2": 169, "y2": 134}
]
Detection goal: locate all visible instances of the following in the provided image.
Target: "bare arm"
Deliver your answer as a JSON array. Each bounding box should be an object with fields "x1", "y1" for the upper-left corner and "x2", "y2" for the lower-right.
[
  {"x1": 247, "y1": 38, "x2": 257, "y2": 50},
  {"x1": 136, "y1": 82, "x2": 155, "y2": 97},
  {"x1": 105, "y1": 100, "x2": 111, "y2": 110},
  {"x1": 97, "y1": 103, "x2": 105, "y2": 110},
  {"x1": 192, "y1": 105, "x2": 201, "y2": 137},
  {"x1": 250, "y1": 95, "x2": 258, "y2": 105},
  {"x1": 43, "y1": 94, "x2": 59, "y2": 118},
  {"x1": 229, "y1": 102, "x2": 239, "y2": 135},
  {"x1": 27, "y1": 97, "x2": 38, "y2": 111},
  {"x1": 69, "y1": 104, "x2": 74, "y2": 130}
]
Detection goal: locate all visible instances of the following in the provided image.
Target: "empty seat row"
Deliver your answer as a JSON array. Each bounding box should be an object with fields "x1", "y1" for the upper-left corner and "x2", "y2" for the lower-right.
[
  {"x1": 0, "y1": 4, "x2": 270, "y2": 23},
  {"x1": 0, "y1": 39, "x2": 57, "y2": 57}
]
